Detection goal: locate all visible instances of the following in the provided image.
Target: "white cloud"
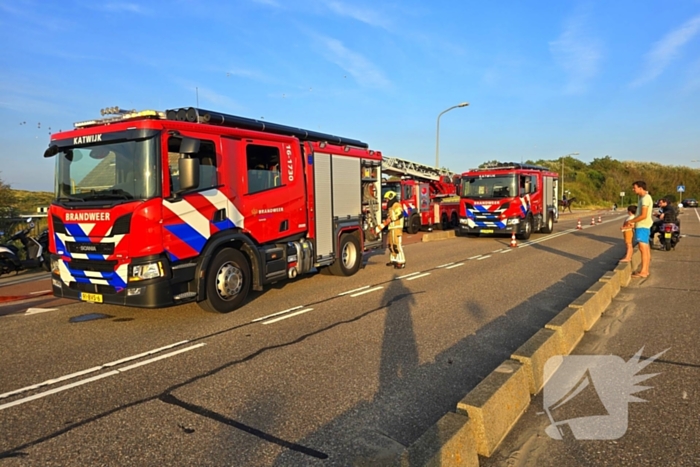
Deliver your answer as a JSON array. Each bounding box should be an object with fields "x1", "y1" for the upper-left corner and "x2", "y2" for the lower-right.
[
  {"x1": 250, "y1": 0, "x2": 281, "y2": 7},
  {"x1": 97, "y1": 2, "x2": 148, "y2": 14},
  {"x1": 173, "y1": 79, "x2": 243, "y2": 112},
  {"x1": 324, "y1": 1, "x2": 390, "y2": 29},
  {"x1": 631, "y1": 15, "x2": 700, "y2": 87},
  {"x1": 314, "y1": 35, "x2": 390, "y2": 88},
  {"x1": 549, "y1": 8, "x2": 603, "y2": 94}
]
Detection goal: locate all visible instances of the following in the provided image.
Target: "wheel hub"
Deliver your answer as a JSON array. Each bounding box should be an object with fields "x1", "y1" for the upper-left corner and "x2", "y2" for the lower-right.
[
  {"x1": 215, "y1": 262, "x2": 243, "y2": 300},
  {"x1": 342, "y1": 242, "x2": 357, "y2": 268}
]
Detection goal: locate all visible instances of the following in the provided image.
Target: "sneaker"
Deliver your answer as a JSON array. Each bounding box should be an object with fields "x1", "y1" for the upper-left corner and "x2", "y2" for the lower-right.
[
  {"x1": 394, "y1": 263, "x2": 406, "y2": 269},
  {"x1": 386, "y1": 262, "x2": 394, "y2": 266}
]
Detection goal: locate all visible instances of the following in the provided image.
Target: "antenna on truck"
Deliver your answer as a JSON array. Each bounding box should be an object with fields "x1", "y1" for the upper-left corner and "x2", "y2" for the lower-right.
[{"x1": 165, "y1": 107, "x2": 369, "y2": 149}]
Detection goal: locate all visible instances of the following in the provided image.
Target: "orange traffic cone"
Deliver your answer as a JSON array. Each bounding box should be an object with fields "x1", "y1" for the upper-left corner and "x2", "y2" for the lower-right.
[
  {"x1": 510, "y1": 231, "x2": 518, "y2": 248},
  {"x1": 577, "y1": 219, "x2": 582, "y2": 230},
  {"x1": 590, "y1": 217, "x2": 595, "y2": 226},
  {"x1": 597, "y1": 215, "x2": 602, "y2": 224}
]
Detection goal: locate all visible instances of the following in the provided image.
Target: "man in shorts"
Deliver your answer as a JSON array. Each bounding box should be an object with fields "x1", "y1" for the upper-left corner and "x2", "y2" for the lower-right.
[{"x1": 623, "y1": 180, "x2": 653, "y2": 278}]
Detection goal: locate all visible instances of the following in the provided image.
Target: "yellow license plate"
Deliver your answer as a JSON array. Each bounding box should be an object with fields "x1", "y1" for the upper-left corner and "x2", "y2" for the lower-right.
[
  {"x1": 481, "y1": 229, "x2": 494, "y2": 234},
  {"x1": 664, "y1": 233, "x2": 672, "y2": 238},
  {"x1": 80, "y1": 292, "x2": 103, "y2": 303}
]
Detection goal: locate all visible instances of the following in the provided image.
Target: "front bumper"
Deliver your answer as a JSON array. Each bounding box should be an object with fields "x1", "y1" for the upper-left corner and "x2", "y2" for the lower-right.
[
  {"x1": 458, "y1": 217, "x2": 519, "y2": 235},
  {"x1": 51, "y1": 277, "x2": 178, "y2": 308}
]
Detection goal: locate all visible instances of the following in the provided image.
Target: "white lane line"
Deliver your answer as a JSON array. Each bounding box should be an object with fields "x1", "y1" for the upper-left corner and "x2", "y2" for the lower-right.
[
  {"x1": 436, "y1": 262, "x2": 455, "y2": 268},
  {"x1": 477, "y1": 255, "x2": 491, "y2": 260},
  {"x1": 407, "y1": 272, "x2": 431, "y2": 281},
  {"x1": 492, "y1": 249, "x2": 503, "y2": 253},
  {"x1": 338, "y1": 286, "x2": 370, "y2": 296},
  {"x1": 262, "y1": 308, "x2": 314, "y2": 325},
  {"x1": 25, "y1": 308, "x2": 57, "y2": 315},
  {"x1": 396, "y1": 271, "x2": 420, "y2": 280},
  {"x1": 695, "y1": 208, "x2": 700, "y2": 222},
  {"x1": 350, "y1": 286, "x2": 384, "y2": 298},
  {"x1": 468, "y1": 255, "x2": 482, "y2": 260},
  {"x1": 446, "y1": 262, "x2": 465, "y2": 269},
  {"x1": 0, "y1": 344, "x2": 204, "y2": 412},
  {"x1": 29, "y1": 290, "x2": 51, "y2": 295},
  {"x1": 251, "y1": 305, "x2": 304, "y2": 322},
  {"x1": 500, "y1": 249, "x2": 512, "y2": 253},
  {"x1": 0, "y1": 340, "x2": 190, "y2": 400}
]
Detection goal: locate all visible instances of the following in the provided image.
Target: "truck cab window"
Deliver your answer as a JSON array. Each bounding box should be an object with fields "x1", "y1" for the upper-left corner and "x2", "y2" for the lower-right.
[
  {"x1": 402, "y1": 184, "x2": 413, "y2": 200},
  {"x1": 246, "y1": 144, "x2": 282, "y2": 194},
  {"x1": 168, "y1": 137, "x2": 218, "y2": 193}
]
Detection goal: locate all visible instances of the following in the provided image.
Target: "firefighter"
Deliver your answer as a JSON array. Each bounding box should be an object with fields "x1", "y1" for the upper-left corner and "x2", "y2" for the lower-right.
[{"x1": 376, "y1": 191, "x2": 406, "y2": 269}]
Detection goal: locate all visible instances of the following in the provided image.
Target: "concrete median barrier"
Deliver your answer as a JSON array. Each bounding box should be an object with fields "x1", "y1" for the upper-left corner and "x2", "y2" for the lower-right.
[
  {"x1": 455, "y1": 360, "x2": 530, "y2": 457},
  {"x1": 510, "y1": 328, "x2": 563, "y2": 395},
  {"x1": 422, "y1": 230, "x2": 456, "y2": 242},
  {"x1": 544, "y1": 306, "x2": 587, "y2": 355},
  {"x1": 399, "y1": 412, "x2": 479, "y2": 467}
]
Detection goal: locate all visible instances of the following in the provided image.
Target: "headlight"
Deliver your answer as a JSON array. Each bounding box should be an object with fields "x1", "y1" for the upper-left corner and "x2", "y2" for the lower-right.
[
  {"x1": 51, "y1": 258, "x2": 60, "y2": 275},
  {"x1": 459, "y1": 218, "x2": 469, "y2": 225},
  {"x1": 129, "y1": 261, "x2": 164, "y2": 282},
  {"x1": 507, "y1": 218, "x2": 520, "y2": 225}
]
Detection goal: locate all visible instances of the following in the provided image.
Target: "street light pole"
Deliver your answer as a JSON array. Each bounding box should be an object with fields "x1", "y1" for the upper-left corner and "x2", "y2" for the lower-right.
[
  {"x1": 560, "y1": 152, "x2": 579, "y2": 199},
  {"x1": 435, "y1": 102, "x2": 469, "y2": 169}
]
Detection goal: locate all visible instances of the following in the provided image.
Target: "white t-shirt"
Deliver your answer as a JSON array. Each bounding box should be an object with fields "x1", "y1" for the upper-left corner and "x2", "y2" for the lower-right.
[{"x1": 636, "y1": 193, "x2": 654, "y2": 229}]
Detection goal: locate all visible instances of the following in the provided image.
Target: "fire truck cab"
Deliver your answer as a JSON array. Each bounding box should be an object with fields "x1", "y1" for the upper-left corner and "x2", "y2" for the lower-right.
[
  {"x1": 44, "y1": 107, "x2": 383, "y2": 313},
  {"x1": 458, "y1": 163, "x2": 559, "y2": 239}
]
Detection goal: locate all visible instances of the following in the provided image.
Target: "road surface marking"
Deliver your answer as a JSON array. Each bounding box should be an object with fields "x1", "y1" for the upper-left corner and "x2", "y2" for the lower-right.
[
  {"x1": 0, "y1": 340, "x2": 191, "y2": 400},
  {"x1": 436, "y1": 262, "x2": 455, "y2": 268},
  {"x1": 338, "y1": 286, "x2": 369, "y2": 296},
  {"x1": 262, "y1": 308, "x2": 314, "y2": 325},
  {"x1": 25, "y1": 308, "x2": 57, "y2": 315},
  {"x1": 396, "y1": 271, "x2": 420, "y2": 279},
  {"x1": 492, "y1": 249, "x2": 503, "y2": 253},
  {"x1": 500, "y1": 249, "x2": 512, "y2": 253},
  {"x1": 0, "y1": 344, "x2": 205, "y2": 412},
  {"x1": 477, "y1": 255, "x2": 491, "y2": 260},
  {"x1": 407, "y1": 273, "x2": 431, "y2": 281},
  {"x1": 29, "y1": 290, "x2": 51, "y2": 295},
  {"x1": 252, "y1": 305, "x2": 304, "y2": 322},
  {"x1": 468, "y1": 255, "x2": 482, "y2": 260},
  {"x1": 350, "y1": 286, "x2": 384, "y2": 297},
  {"x1": 446, "y1": 263, "x2": 464, "y2": 269},
  {"x1": 695, "y1": 208, "x2": 700, "y2": 222}
]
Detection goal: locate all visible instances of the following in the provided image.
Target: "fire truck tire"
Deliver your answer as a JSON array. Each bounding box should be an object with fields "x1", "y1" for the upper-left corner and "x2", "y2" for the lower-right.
[
  {"x1": 407, "y1": 214, "x2": 421, "y2": 234},
  {"x1": 439, "y1": 213, "x2": 450, "y2": 230},
  {"x1": 517, "y1": 215, "x2": 533, "y2": 240},
  {"x1": 450, "y1": 212, "x2": 459, "y2": 228},
  {"x1": 540, "y1": 213, "x2": 554, "y2": 233},
  {"x1": 199, "y1": 248, "x2": 251, "y2": 313},
  {"x1": 329, "y1": 234, "x2": 362, "y2": 276}
]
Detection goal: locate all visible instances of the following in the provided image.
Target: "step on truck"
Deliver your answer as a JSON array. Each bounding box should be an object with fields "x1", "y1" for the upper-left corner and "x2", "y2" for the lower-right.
[
  {"x1": 380, "y1": 156, "x2": 460, "y2": 234},
  {"x1": 458, "y1": 162, "x2": 559, "y2": 240},
  {"x1": 44, "y1": 107, "x2": 383, "y2": 313}
]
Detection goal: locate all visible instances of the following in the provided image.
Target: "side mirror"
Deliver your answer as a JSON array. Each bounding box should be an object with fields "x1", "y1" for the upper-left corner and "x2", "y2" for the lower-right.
[
  {"x1": 178, "y1": 157, "x2": 200, "y2": 192},
  {"x1": 179, "y1": 137, "x2": 200, "y2": 155},
  {"x1": 43, "y1": 145, "x2": 60, "y2": 158}
]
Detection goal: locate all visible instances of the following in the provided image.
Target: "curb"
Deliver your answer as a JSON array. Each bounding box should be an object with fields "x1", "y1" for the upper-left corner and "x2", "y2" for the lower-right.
[
  {"x1": 393, "y1": 250, "x2": 641, "y2": 465},
  {"x1": 0, "y1": 291, "x2": 53, "y2": 304},
  {"x1": 422, "y1": 230, "x2": 456, "y2": 242}
]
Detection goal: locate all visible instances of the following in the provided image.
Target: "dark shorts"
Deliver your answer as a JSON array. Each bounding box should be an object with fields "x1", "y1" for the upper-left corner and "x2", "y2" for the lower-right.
[{"x1": 634, "y1": 227, "x2": 650, "y2": 244}]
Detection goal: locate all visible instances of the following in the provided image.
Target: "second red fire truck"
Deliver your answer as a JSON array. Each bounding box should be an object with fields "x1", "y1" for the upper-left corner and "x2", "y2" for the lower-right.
[
  {"x1": 381, "y1": 157, "x2": 460, "y2": 234},
  {"x1": 44, "y1": 107, "x2": 383, "y2": 313},
  {"x1": 458, "y1": 163, "x2": 559, "y2": 239}
]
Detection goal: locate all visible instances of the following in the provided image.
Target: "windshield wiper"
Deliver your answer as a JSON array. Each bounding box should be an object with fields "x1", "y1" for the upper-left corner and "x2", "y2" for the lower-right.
[
  {"x1": 89, "y1": 189, "x2": 134, "y2": 200},
  {"x1": 56, "y1": 196, "x2": 86, "y2": 203}
]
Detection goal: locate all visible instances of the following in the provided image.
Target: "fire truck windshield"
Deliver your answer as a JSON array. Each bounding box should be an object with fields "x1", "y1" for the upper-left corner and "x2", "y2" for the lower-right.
[
  {"x1": 54, "y1": 136, "x2": 161, "y2": 205},
  {"x1": 461, "y1": 174, "x2": 516, "y2": 199}
]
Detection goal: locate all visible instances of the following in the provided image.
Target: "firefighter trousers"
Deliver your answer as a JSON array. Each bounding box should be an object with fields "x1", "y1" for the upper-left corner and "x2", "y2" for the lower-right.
[{"x1": 388, "y1": 228, "x2": 405, "y2": 265}]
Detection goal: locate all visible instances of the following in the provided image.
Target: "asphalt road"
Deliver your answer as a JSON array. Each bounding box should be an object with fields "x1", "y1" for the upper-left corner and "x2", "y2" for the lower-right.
[
  {"x1": 482, "y1": 208, "x2": 700, "y2": 467},
  {"x1": 0, "y1": 211, "x2": 623, "y2": 466}
]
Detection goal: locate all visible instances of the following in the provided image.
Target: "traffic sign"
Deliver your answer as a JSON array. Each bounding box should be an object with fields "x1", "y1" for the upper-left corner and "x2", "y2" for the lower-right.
[{"x1": 677, "y1": 185, "x2": 685, "y2": 193}]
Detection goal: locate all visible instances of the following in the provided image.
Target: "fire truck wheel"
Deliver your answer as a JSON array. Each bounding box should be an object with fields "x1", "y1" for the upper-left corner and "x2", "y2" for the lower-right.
[
  {"x1": 541, "y1": 213, "x2": 554, "y2": 233},
  {"x1": 439, "y1": 213, "x2": 450, "y2": 230},
  {"x1": 450, "y1": 212, "x2": 459, "y2": 228},
  {"x1": 517, "y1": 215, "x2": 533, "y2": 240},
  {"x1": 329, "y1": 234, "x2": 362, "y2": 276},
  {"x1": 407, "y1": 214, "x2": 421, "y2": 234},
  {"x1": 200, "y1": 248, "x2": 251, "y2": 313}
]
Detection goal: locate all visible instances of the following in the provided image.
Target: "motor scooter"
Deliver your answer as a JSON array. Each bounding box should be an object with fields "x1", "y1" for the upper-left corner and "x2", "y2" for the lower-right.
[
  {"x1": 0, "y1": 219, "x2": 49, "y2": 276},
  {"x1": 659, "y1": 222, "x2": 680, "y2": 251}
]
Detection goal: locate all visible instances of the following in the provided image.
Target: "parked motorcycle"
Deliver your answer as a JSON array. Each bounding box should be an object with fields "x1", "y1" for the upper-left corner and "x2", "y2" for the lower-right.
[
  {"x1": 658, "y1": 222, "x2": 680, "y2": 251},
  {"x1": 0, "y1": 219, "x2": 50, "y2": 276}
]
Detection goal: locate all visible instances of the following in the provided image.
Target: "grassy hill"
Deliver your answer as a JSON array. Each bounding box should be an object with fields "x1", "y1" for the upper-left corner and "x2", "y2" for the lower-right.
[{"x1": 9, "y1": 189, "x2": 54, "y2": 215}]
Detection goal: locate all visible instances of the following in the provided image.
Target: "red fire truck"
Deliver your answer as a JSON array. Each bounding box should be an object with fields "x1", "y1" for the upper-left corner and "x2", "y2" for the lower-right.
[
  {"x1": 44, "y1": 107, "x2": 383, "y2": 313},
  {"x1": 458, "y1": 163, "x2": 559, "y2": 239},
  {"x1": 381, "y1": 157, "x2": 460, "y2": 234}
]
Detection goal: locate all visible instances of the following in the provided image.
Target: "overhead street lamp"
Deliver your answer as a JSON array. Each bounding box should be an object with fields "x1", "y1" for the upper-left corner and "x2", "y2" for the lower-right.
[
  {"x1": 561, "y1": 152, "x2": 579, "y2": 199},
  {"x1": 435, "y1": 102, "x2": 469, "y2": 169}
]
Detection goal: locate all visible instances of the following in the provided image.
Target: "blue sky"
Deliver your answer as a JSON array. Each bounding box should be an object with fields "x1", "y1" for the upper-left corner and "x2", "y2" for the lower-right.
[{"x1": 1, "y1": 0, "x2": 700, "y2": 191}]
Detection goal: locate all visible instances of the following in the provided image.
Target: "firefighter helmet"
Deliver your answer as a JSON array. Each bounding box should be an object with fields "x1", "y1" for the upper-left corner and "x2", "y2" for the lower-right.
[{"x1": 384, "y1": 191, "x2": 397, "y2": 201}]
